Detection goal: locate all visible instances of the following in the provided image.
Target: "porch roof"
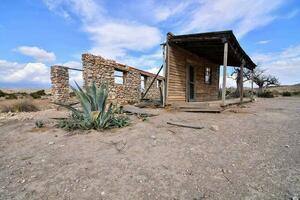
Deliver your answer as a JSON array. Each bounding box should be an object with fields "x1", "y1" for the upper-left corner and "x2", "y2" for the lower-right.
[{"x1": 167, "y1": 30, "x2": 256, "y2": 70}]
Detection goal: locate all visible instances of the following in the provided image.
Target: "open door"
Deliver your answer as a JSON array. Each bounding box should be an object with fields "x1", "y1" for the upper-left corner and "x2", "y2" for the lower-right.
[{"x1": 187, "y1": 64, "x2": 195, "y2": 102}]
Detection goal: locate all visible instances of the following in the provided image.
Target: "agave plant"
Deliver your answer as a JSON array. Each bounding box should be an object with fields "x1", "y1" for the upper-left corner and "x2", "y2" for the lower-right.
[{"x1": 57, "y1": 81, "x2": 128, "y2": 130}]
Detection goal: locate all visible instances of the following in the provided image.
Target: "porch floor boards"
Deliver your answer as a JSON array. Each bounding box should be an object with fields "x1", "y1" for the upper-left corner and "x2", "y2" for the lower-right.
[{"x1": 172, "y1": 98, "x2": 252, "y2": 113}]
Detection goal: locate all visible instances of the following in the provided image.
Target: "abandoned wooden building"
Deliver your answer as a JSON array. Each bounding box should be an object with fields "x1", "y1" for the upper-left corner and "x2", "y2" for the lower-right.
[
  {"x1": 51, "y1": 30, "x2": 256, "y2": 107},
  {"x1": 162, "y1": 30, "x2": 256, "y2": 106}
]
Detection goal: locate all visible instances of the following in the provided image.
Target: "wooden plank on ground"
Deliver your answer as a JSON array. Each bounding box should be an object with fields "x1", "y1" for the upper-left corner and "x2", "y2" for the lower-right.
[{"x1": 167, "y1": 122, "x2": 204, "y2": 129}]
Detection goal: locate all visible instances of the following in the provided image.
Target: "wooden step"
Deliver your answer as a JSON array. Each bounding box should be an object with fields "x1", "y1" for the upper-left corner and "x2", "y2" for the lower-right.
[{"x1": 179, "y1": 108, "x2": 223, "y2": 113}]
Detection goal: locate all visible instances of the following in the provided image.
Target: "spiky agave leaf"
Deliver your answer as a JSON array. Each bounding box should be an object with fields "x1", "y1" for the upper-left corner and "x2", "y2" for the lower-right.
[
  {"x1": 96, "y1": 84, "x2": 108, "y2": 113},
  {"x1": 85, "y1": 83, "x2": 97, "y2": 111},
  {"x1": 56, "y1": 81, "x2": 129, "y2": 131},
  {"x1": 71, "y1": 82, "x2": 92, "y2": 119},
  {"x1": 98, "y1": 103, "x2": 113, "y2": 128},
  {"x1": 53, "y1": 102, "x2": 83, "y2": 118},
  {"x1": 90, "y1": 111, "x2": 100, "y2": 122}
]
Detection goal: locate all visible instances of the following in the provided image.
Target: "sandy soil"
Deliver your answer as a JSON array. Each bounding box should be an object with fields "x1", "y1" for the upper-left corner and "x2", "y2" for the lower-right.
[{"x1": 0, "y1": 97, "x2": 299, "y2": 200}]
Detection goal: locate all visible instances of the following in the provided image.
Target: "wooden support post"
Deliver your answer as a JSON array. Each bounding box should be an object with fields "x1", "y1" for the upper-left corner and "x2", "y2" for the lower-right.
[
  {"x1": 251, "y1": 69, "x2": 254, "y2": 101},
  {"x1": 222, "y1": 42, "x2": 228, "y2": 106},
  {"x1": 239, "y1": 62, "x2": 245, "y2": 103}
]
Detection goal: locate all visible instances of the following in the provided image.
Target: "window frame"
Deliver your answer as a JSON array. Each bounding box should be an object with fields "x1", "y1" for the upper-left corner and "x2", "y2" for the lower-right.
[
  {"x1": 114, "y1": 69, "x2": 125, "y2": 85},
  {"x1": 204, "y1": 67, "x2": 212, "y2": 84}
]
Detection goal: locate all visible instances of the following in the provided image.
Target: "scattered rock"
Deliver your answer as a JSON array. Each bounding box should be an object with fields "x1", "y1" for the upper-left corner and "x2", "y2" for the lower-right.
[
  {"x1": 210, "y1": 125, "x2": 219, "y2": 132},
  {"x1": 48, "y1": 141, "x2": 55, "y2": 145},
  {"x1": 285, "y1": 145, "x2": 290, "y2": 148},
  {"x1": 101, "y1": 191, "x2": 105, "y2": 196},
  {"x1": 151, "y1": 135, "x2": 156, "y2": 140}
]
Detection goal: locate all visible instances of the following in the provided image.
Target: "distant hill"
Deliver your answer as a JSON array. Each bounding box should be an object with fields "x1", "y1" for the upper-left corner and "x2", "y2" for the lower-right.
[{"x1": 268, "y1": 84, "x2": 300, "y2": 93}]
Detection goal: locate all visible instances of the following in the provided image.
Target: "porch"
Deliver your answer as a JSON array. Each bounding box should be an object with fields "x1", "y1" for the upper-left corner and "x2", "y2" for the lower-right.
[
  {"x1": 163, "y1": 30, "x2": 256, "y2": 107},
  {"x1": 171, "y1": 97, "x2": 252, "y2": 113}
]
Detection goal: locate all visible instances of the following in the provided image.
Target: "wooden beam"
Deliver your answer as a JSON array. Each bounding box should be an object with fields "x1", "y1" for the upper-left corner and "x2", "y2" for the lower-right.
[
  {"x1": 222, "y1": 42, "x2": 228, "y2": 106},
  {"x1": 141, "y1": 65, "x2": 163, "y2": 100},
  {"x1": 251, "y1": 69, "x2": 254, "y2": 101},
  {"x1": 239, "y1": 61, "x2": 245, "y2": 103},
  {"x1": 64, "y1": 67, "x2": 83, "y2": 72}
]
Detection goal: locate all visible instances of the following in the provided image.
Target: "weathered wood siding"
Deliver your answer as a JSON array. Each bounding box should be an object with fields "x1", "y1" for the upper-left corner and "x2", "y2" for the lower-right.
[{"x1": 166, "y1": 44, "x2": 220, "y2": 104}]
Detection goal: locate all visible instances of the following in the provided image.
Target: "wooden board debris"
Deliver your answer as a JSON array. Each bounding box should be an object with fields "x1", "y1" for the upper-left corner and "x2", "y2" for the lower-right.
[{"x1": 167, "y1": 121, "x2": 204, "y2": 129}]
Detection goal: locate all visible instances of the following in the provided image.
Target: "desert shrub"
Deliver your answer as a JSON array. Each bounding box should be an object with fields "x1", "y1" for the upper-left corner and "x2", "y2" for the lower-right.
[
  {"x1": 56, "y1": 82, "x2": 129, "y2": 131},
  {"x1": 257, "y1": 90, "x2": 274, "y2": 98},
  {"x1": 35, "y1": 120, "x2": 44, "y2": 128},
  {"x1": 5, "y1": 93, "x2": 18, "y2": 99},
  {"x1": 0, "y1": 100, "x2": 39, "y2": 113},
  {"x1": 0, "y1": 90, "x2": 6, "y2": 97},
  {"x1": 30, "y1": 90, "x2": 46, "y2": 99},
  {"x1": 292, "y1": 91, "x2": 300, "y2": 96},
  {"x1": 282, "y1": 91, "x2": 291, "y2": 96},
  {"x1": 271, "y1": 90, "x2": 280, "y2": 97},
  {"x1": 218, "y1": 89, "x2": 232, "y2": 98}
]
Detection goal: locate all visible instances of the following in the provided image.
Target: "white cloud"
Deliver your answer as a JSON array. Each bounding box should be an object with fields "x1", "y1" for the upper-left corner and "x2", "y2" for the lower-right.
[
  {"x1": 252, "y1": 45, "x2": 300, "y2": 85},
  {"x1": 15, "y1": 46, "x2": 56, "y2": 62},
  {"x1": 0, "y1": 60, "x2": 50, "y2": 84},
  {"x1": 86, "y1": 22, "x2": 161, "y2": 59},
  {"x1": 118, "y1": 50, "x2": 162, "y2": 69},
  {"x1": 152, "y1": 2, "x2": 191, "y2": 22},
  {"x1": 0, "y1": 59, "x2": 84, "y2": 86},
  {"x1": 171, "y1": 0, "x2": 284, "y2": 38},
  {"x1": 61, "y1": 61, "x2": 83, "y2": 86},
  {"x1": 285, "y1": 9, "x2": 299, "y2": 19},
  {"x1": 43, "y1": 0, "x2": 161, "y2": 60},
  {"x1": 257, "y1": 40, "x2": 271, "y2": 45},
  {"x1": 145, "y1": 66, "x2": 164, "y2": 76},
  {"x1": 62, "y1": 61, "x2": 81, "y2": 69},
  {"x1": 43, "y1": 0, "x2": 102, "y2": 22}
]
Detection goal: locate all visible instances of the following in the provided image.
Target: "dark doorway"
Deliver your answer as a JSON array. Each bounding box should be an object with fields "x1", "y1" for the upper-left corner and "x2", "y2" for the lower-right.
[{"x1": 187, "y1": 64, "x2": 195, "y2": 101}]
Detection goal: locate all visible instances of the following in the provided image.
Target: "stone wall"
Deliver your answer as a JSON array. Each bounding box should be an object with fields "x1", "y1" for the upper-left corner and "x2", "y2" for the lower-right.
[
  {"x1": 50, "y1": 54, "x2": 163, "y2": 105},
  {"x1": 50, "y1": 65, "x2": 70, "y2": 103},
  {"x1": 82, "y1": 53, "x2": 162, "y2": 105},
  {"x1": 143, "y1": 76, "x2": 162, "y2": 100}
]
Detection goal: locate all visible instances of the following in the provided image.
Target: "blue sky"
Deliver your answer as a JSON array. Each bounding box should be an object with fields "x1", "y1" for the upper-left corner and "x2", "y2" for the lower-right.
[{"x1": 0, "y1": 0, "x2": 299, "y2": 88}]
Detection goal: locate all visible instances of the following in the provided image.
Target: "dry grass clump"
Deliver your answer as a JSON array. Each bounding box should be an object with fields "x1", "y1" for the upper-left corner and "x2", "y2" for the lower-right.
[{"x1": 0, "y1": 100, "x2": 39, "y2": 113}]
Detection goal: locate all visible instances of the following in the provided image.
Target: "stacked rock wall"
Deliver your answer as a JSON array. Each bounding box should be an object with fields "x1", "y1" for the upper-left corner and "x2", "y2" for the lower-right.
[
  {"x1": 50, "y1": 53, "x2": 163, "y2": 105},
  {"x1": 82, "y1": 53, "x2": 162, "y2": 104},
  {"x1": 50, "y1": 66, "x2": 70, "y2": 103},
  {"x1": 143, "y1": 76, "x2": 162, "y2": 100}
]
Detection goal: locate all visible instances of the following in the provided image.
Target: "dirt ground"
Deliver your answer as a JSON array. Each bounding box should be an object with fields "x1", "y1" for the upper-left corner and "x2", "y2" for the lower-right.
[{"x1": 0, "y1": 97, "x2": 299, "y2": 200}]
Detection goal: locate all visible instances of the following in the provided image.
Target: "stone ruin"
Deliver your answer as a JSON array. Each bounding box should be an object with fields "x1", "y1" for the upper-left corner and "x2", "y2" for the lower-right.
[{"x1": 50, "y1": 53, "x2": 164, "y2": 104}]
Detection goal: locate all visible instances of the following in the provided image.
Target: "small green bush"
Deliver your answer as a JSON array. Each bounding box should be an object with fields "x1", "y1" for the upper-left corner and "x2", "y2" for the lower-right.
[
  {"x1": 0, "y1": 90, "x2": 6, "y2": 97},
  {"x1": 292, "y1": 91, "x2": 300, "y2": 96},
  {"x1": 30, "y1": 90, "x2": 46, "y2": 99},
  {"x1": 5, "y1": 93, "x2": 18, "y2": 99},
  {"x1": 257, "y1": 90, "x2": 274, "y2": 98},
  {"x1": 282, "y1": 91, "x2": 291, "y2": 96},
  {"x1": 35, "y1": 120, "x2": 44, "y2": 128}
]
